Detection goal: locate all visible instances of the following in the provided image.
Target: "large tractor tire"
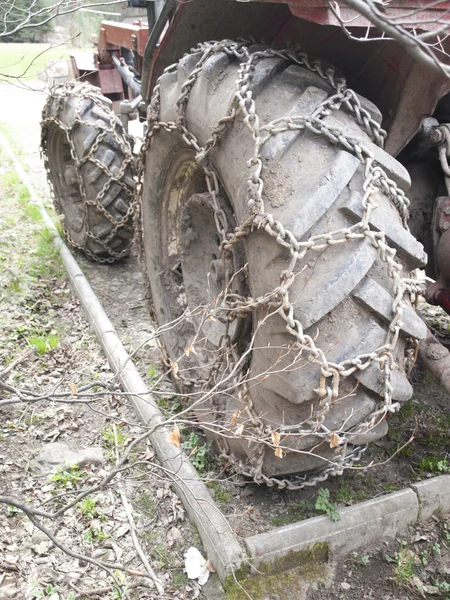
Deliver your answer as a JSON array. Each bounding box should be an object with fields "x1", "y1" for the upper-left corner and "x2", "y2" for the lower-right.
[
  {"x1": 140, "y1": 43, "x2": 427, "y2": 484},
  {"x1": 41, "y1": 82, "x2": 135, "y2": 262}
]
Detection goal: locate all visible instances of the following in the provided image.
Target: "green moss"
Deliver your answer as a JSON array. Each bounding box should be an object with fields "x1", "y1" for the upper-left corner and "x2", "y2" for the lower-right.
[
  {"x1": 422, "y1": 370, "x2": 434, "y2": 386},
  {"x1": 418, "y1": 431, "x2": 450, "y2": 451},
  {"x1": 208, "y1": 481, "x2": 232, "y2": 503},
  {"x1": 398, "y1": 400, "x2": 416, "y2": 419},
  {"x1": 271, "y1": 499, "x2": 316, "y2": 526},
  {"x1": 225, "y1": 544, "x2": 329, "y2": 600}
]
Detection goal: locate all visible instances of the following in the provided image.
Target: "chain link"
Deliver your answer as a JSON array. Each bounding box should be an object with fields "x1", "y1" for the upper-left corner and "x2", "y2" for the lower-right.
[
  {"x1": 135, "y1": 41, "x2": 424, "y2": 490},
  {"x1": 41, "y1": 82, "x2": 135, "y2": 263}
]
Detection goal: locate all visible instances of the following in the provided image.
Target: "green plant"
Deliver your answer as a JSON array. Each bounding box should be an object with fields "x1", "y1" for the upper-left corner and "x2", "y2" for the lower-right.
[
  {"x1": 102, "y1": 425, "x2": 127, "y2": 449},
  {"x1": 422, "y1": 370, "x2": 434, "y2": 386},
  {"x1": 151, "y1": 543, "x2": 173, "y2": 569},
  {"x1": 28, "y1": 332, "x2": 59, "y2": 355},
  {"x1": 350, "y1": 551, "x2": 370, "y2": 566},
  {"x1": 140, "y1": 530, "x2": 159, "y2": 547},
  {"x1": 111, "y1": 570, "x2": 127, "y2": 600},
  {"x1": 382, "y1": 482, "x2": 397, "y2": 493},
  {"x1": 181, "y1": 431, "x2": 214, "y2": 474},
  {"x1": 7, "y1": 504, "x2": 20, "y2": 517},
  {"x1": 315, "y1": 488, "x2": 340, "y2": 522},
  {"x1": 49, "y1": 466, "x2": 86, "y2": 490},
  {"x1": 84, "y1": 524, "x2": 110, "y2": 544},
  {"x1": 156, "y1": 395, "x2": 181, "y2": 413},
  {"x1": 398, "y1": 400, "x2": 415, "y2": 419},
  {"x1": 271, "y1": 499, "x2": 317, "y2": 527},
  {"x1": 172, "y1": 571, "x2": 188, "y2": 590},
  {"x1": 334, "y1": 484, "x2": 355, "y2": 505},
  {"x1": 430, "y1": 542, "x2": 441, "y2": 554},
  {"x1": 31, "y1": 583, "x2": 70, "y2": 599},
  {"x1": 77, "y1": 496, "x2": 105, "y2": 521},
  {"x1": 385, "y1": 542, "x2": 416, "y2": 585},
  {"x1": 418, "y1": 455, "x2": 450, "y2": 474},
  {"x1": 147, "y1": 365, "x2": 159, "y2": 384}
]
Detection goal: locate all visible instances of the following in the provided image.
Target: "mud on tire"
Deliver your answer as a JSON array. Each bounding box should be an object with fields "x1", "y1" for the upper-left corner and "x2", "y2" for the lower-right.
[
  {"x1": 140, "y1": 44, "x2": 427, "y2": 482},
  {"x1": 41, "y1": 82, "x2": 135, "y2": 262}
]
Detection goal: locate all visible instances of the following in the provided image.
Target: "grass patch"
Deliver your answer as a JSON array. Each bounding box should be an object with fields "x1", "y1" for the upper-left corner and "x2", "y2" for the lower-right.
[
  {"x1": 0, "y1": 43, "x2": 71, "y2": 81},
  {"x1": 271, "y1": 499, "x2": 317, "y2": 527},
  {"x1": 137, "y1": 492, "x2": 155, "y2": 517},
  {"x1": 385, "y1": 542, "x2": 416, "y2": 585},
  {"x1": 0, "y1": 153, "x2": 67, "y2": 371}
]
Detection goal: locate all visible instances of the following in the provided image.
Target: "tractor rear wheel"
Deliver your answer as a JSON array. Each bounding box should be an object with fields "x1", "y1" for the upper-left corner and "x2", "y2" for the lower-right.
[
  {"x1": 41, "y1": 82, "x2": 134, "y2": 262},
  {"x1": 140, "y1": 44, "x2": 427, "y2": 483}
]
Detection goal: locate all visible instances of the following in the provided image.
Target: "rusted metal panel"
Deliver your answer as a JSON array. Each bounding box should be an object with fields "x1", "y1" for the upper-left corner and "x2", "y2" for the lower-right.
[
  {"x1": 251, "y1": 0, "x2": 450, "y2": 30},
  {"x1": 98, "y1": 20, "x2": 149, "y2": 57},
  {"x1": 98, "y1": 68, "x2": 124, "y2": 96},
  {"x1": 384, "y1": 64, "x2": 450, "y2": 155},
  {"x1": 143, "y1": 0, "x2": 450, "y2": 154}
]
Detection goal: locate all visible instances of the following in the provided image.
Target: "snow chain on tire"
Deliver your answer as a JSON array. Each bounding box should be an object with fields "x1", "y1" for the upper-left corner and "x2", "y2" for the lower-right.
[
  {"x1": 135, "y1": 41, "x2": 426, "y2": 490},
  {"x1": 41, "y1": 82, "x2": 135, "y2": 263}
]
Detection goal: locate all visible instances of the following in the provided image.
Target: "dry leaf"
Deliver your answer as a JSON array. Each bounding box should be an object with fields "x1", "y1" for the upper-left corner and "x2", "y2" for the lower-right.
[
  {"x1": 271, "y1": 431, "x2": 280, "y2": 446},
  {"x1": 184, "y1": 345, "x2": 197, "y2": 357},
  {"x1": 168, "y1": 425, "x2": 181, "y2": 448},
  {"x1": 235, "y1": 424, "x2": 244, "y2": 436},
  {"x1": 205, "y1": 559, "x2": 216, "y2": 573},
  {"x1": 330, "y1": 432, "x2": 342, "y2": 448},
  {"x1": 167, "y1": 527, "x2": 182, "y2": 549},
  {"x1": 69, "y1": 382, "x2": 77, "y2": 396},
  {"x1": 274, "y1": 447, "x2": 283, "y2": 459},
  {"x1": 171, "y1": 361, "x2": 179, "y2": 377},
  {"x1": 231, "y1": 410, "x2": 241, "y2": 425}
]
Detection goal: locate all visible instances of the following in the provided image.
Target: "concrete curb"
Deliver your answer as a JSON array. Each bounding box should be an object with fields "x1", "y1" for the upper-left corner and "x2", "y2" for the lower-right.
[
  {"x1": 411, "y1": 474, "x2": 450, "y2": 521},
  {"x1": 0, "y1": 132, "x2": 244, "y2": 583},
  {"x1": 245, "y1": 476, "x2": 450, "y2": 569}
]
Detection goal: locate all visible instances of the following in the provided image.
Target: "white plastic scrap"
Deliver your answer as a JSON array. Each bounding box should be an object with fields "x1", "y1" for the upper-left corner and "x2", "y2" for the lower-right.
[{"x1": 184, "y1": 546, "x2": 210, "y2": 585}]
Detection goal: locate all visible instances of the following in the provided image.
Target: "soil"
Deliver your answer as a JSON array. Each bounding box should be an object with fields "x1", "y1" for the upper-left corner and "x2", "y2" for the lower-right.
[
  {"x1": 308, "y1": 517, "x2": 450, "y2": 600},
  {"x1": 1, "y1": 78, "x2": 449, "y2": 600}
]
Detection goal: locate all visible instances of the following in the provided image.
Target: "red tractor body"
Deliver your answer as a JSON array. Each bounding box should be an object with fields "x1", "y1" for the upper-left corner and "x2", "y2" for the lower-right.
[
  {"x1": 143, "y1": 0, "x2": 450, "y2": 156},
  {"x1": 76, "y1": 0, "x2": 450, "y2": 156}
]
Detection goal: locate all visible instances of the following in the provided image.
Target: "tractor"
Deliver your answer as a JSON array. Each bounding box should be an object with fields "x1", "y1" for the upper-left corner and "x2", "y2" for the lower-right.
[{"x1": 40, "y1": 0, "x2": 450, "y2": 487}]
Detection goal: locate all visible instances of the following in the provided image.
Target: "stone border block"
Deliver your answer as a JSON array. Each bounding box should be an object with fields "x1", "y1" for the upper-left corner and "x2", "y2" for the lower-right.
[
  {"x1": 411, "y1": 475, "x2": 450, "y2": 521},
  {"x1": 245, "y1": 489, "x2": 419, "y2": 568}
]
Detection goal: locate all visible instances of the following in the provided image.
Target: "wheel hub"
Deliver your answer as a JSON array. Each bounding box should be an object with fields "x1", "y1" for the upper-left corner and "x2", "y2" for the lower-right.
[{"x1": 180, "y1": 193, "x2": 240, "y2": 346}]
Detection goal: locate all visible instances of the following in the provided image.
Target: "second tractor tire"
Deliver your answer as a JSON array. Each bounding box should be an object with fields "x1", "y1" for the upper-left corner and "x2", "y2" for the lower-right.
[{"x1": 41, "y1": 82, "x2": 135, "y2": 262}]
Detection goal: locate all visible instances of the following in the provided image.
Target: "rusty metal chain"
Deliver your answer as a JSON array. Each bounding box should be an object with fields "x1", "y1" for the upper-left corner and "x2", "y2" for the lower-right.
[
  {"x1": 41, "y1": 82, "x2": 135, "y2": 263},
  {"x1": 135, "y1": 41, "x2": 424, "y2": 490}
]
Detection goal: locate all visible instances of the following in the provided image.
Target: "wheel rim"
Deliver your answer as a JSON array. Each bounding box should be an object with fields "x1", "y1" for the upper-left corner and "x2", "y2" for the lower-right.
[
  {"x1": 49, "y1": 127, "x2": 86, "y2": 242},
  {"x1": 160, "y1": 151, "x2": 251, "y2": 357}
]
